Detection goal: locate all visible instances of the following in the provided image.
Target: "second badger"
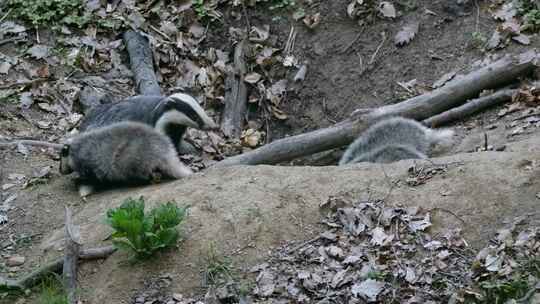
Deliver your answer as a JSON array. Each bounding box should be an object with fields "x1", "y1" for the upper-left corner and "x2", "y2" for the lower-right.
[{"x1": 60, "y1": 121, "x2": 193, "y2": 197}]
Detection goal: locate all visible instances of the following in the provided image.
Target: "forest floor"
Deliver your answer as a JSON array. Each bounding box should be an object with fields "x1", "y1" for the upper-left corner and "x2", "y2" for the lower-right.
[{"x1": 1, "y1": 0, "x2": 540, "y2": 303}]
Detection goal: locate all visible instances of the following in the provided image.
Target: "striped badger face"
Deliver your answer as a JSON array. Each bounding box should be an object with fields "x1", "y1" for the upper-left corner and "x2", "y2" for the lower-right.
[
  {"x1": 59, "y1": 144, "x2": 74, "y2": 175},
  {"x1": 155, "y1": 93, "x2": 218, "y2": 132}
]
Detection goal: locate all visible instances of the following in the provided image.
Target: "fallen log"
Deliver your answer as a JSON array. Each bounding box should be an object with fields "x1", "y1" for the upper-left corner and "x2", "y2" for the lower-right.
[
  {"x1": 216, "y1": 52, "x2": 538, "y2": 166},
  {"x1": 63, "y1": 207, "x2": 81, "y2": 304},
  {"x1": 221, "y1": 39, "x2": 248, "y2": 138},
  {"x1": 123, "y1": 30, "x2": 161, "y2": 96},
  {"x1": 0, "y1": 246, "x2": 116, "y2": 291},
  {"x1": 423, "y1": 89, "x2": 517, "y2": 127}
]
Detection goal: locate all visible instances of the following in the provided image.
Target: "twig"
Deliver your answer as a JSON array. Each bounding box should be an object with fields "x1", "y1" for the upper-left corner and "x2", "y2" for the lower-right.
[
  {"x1": 396, "y1": 81, "x2": 414, "y2": 94},
  {"x1": 340, "y1": 31, "x2": 363, "y2": 53},
  {"x1": 429, "y1": 207, "x2": 466, "y2": 225},
  {"x1": 148, "y1": 24, "x2": 173, "y2": 42},
  {"x1": 241, "y1": 1, "x2": 251, "y2": 32},
  {"x1": 369, "y1": 31, "x2": 387, "y2": 65},
  {"x1": 0, "y1": 140, "x2": 63, "y2": 150},
  {"x1": 287, "y1": 236, "x2": 320, "y2": 254},
  {"x1": 474, "y1": 0, "x2": 480, "y2": 33},
  {"x1": 484, "y1": 133, "x2": 488, "y2": 151},
  {"x1": 0, "y1": 8, "x2": 12, "y2": 24},
  {"x1": 284, "y1": 26, "x2": 296, "y2": 55},
  {"x1": 63, "y1": 207, "x2": 81, "y2": 304},
  {"x1": 0, "y1": 246, "x2": 116, "y2": 290},
  {"x1": 0, "y1": 37, "x2": 25, "y2": 47},
  {"x1": 513, "y1": 111, "x2": 540, "y2": 121},
  {"x1": 0, "y1": 78, "x2": 48, "y2": 90}
]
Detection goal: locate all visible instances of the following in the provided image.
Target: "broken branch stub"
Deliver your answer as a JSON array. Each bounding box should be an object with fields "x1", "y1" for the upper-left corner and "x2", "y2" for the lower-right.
[
  {"x1": 221, "y1": 39, "x2": 249, "y2": 139},
  {"x1": 123, "y1": 30, "x2": 161, "y2": 96},
  {"x1": 63, "y1": 207, "x2": 82, "y2": 304},
  {"x1": 216, "y1": 51, "x2": 538, "y2": 166}
]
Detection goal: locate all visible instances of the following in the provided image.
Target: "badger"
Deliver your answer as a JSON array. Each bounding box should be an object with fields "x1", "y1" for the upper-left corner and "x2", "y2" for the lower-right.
[
  {"x1": 59, "y1": 121, "x2": 193, "y2": 197},
  {"x1": 79, "y1": 93, "x2": 218, "y2": 152},
  {"x1": 339, "y1": 117, "x2": 454, "y2": 165}
]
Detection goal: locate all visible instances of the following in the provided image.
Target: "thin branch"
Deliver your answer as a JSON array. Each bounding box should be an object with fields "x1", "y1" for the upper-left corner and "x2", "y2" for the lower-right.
[
  {"x1": 0, "y1": 246, "x2": 116, "y2": 290},
  {"x1": 0, "y1": 140, "x2": 63, "y2": 150},
  {"x1": 63, "y1": 207, "x2": 81, "y2": 304},
  {"x1": 0, "y1": 78, "x2": 48, "y2": 90}
]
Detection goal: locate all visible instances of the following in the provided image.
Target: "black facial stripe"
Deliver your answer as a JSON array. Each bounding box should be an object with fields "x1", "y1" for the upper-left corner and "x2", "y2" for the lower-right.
[
  {"x1": 61, "y1": 145, "x2": 70, "y2": 156},
  {"x1": 167, "y1": 97, "x2": 205, "y2": 127}
]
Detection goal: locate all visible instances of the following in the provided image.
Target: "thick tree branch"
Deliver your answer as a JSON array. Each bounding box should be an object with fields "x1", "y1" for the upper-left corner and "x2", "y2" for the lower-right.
[
  {"x1": 0, "y1": 246, "x2": 116, "y2": 291},
  {"x1": 216, "y1": 52, "x2": 538, "y2": 166}
]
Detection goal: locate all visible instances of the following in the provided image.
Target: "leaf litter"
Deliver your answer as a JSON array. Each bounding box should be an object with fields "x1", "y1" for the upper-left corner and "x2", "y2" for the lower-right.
[{"x1": 245, "y1": 197, "x2": 540, "y2": 304}]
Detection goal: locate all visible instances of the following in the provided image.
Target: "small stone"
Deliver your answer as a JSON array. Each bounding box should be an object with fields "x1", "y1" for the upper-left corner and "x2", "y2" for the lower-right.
[
  {"x1": 6, "y1": 255, "x2": 25, "y2": 267},
  {"x1": 172, "y1": 294, "x2": 183, "y2": 301},
  {"x1": 166, "y1": 301, "x2": 175, "y2": 304},
  {"x1": 135, "y1": 297, "x2": 145, "y2": 303}
]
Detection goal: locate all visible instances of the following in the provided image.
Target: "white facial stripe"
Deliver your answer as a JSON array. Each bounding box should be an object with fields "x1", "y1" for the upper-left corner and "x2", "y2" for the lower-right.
[
  {"x1": 155, "y1": 111, "x2": 198, "y2": 135},
  {"x1": 168, "y1": 93, "x2": 218, "y2": 128}
]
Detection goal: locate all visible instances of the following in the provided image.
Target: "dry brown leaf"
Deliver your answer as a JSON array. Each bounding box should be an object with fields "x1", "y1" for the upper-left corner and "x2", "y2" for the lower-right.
[
  {"x1": 492, "y1": 2, "x2": 517, "y2": 21},
  {"x1": 378, "y1": 1, "x2": 396, "y2": 18},
  {"x1": 500, "y1": 19, "x2": 520, "y2": 35},
  {"x1": 351, "y1": 279, "x2": 384, "y2": 301},
  {"x1": 271, "y1": 106, "x2": 288, "y2": 120},
  {"x1": 395, "y1": 22, "x2": 419, "y2": 46},
  {"x1": 244, "y1": 72, "x2": 262, "y2": 84},
  {"x1": 303, "y1": 13, "x2": 321, "y2": 29},
  {"x1": 512, "y1": 34, "x2": 530, "y2": 45},
  {"x1": 249, "y1": 25, "x2": 270, "y2": 42}
]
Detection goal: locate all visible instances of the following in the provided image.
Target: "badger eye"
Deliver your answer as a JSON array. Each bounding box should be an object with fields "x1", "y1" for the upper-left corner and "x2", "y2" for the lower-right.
[{"x1": 61, "y1": 145, "x2": 70, "y2": 156}]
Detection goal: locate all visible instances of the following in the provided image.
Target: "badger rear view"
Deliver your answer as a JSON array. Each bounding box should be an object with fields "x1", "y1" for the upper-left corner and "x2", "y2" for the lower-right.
[
  {"x1": 59, "y1": 121, "x2": 193, "y2": 197},
  {"x1": 339, "y1": 117, "x2": 454, "y2": 165}
]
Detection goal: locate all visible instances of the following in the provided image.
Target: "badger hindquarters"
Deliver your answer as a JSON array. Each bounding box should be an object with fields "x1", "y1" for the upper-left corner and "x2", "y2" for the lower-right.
[{"x1": 339, "y1": 117, "x2": 454, "y2": 165}]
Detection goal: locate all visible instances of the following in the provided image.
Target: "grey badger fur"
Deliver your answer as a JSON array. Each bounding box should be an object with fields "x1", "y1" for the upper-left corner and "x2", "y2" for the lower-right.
[
  {"x1": 339, "y1": 117, "x2": 454, "y2": 165},
  {"x1": 59, "y1": 121, "x2": 193, "y2": 197},
  {"x1": 79, "y1": 93, "x2": 218, "y2": 152}
]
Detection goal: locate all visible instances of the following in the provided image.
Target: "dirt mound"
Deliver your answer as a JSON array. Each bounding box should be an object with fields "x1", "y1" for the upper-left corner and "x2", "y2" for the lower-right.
[{"x1": 23, "y1": 135, "x2": 538, "y2": 303}]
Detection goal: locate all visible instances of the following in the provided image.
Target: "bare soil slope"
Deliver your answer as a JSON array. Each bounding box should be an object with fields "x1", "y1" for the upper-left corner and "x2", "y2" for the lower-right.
[{"x1": 19, "y1": 135, "x2": 538, "y2": 303}]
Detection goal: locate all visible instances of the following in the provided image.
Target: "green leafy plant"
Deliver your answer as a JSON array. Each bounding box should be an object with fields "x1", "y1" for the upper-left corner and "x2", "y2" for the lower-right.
[
  {"x1": 6, "y1": 0, "x2": 91, "y2": 27},
  {"x1": 193, "y1": 0, "x2": 209, "y2": 19},
  {"x1": 106, "y1": 197, "x2": 188, "y2": 259},
  {"x1": 518, "y1": 0, "x2": 540, "y2": 32}
]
